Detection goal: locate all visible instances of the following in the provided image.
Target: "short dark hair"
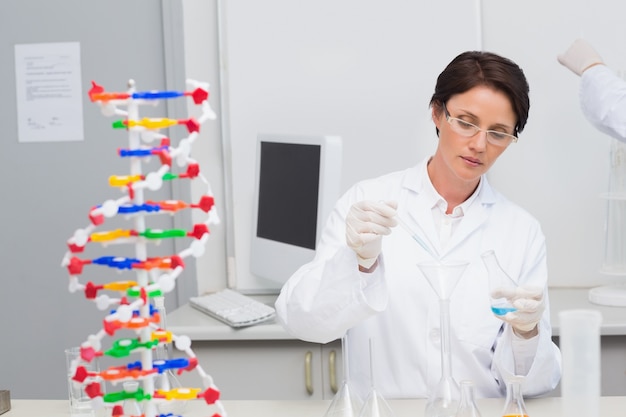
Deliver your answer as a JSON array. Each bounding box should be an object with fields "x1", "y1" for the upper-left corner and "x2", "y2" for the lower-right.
[{"x1": 430, "y1": 51, "x2": 530, "y2": 136}]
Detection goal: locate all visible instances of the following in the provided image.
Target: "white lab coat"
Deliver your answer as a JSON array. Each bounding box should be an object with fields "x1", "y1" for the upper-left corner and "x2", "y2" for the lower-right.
[
  {"x1": 275, "y1": 158, "x2": 561, "y2": 400},
  {"x1": 581, "y1": 65, "x2": 626, "y2": 141}
]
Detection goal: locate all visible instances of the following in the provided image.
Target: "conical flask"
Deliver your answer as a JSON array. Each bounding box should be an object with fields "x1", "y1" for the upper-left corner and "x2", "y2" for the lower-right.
[
  {"x1": 358, "y1": 389, "x2": 396, "y2": 417},
  {"x1": 417, "y1": 260, "x2": 469, "y2": 417},
  {"x1": 323, "y1": 334, "x2": 363, "y2": 417},
  {"x1": 326, "y1": 382, "x2": 363, "y2": 417},
  {"x1": 481, "y1": 250, "x2": 518, "y2": 316},
  {"x1": 455, "y1": 380, "x2": 482, "y2": 417},
  {"x1": 153, "y1": 296, "x2": 186, "y2": 415},
  {"x1": 501, "y1": 377, "x2": 528, "y2": 417},
  {"x1": 358, "y1": 339, "x2": 396, "y2": 417}
]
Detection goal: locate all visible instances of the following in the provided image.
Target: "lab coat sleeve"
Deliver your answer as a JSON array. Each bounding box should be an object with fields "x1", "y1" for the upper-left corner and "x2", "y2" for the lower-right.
[
  {"x1": 493, "y1": 320, "x2": 561, "y2": 397},
  {"x1": 491, "y1": 221, "x2": 562, "y2": 397},
  {"x1": 275, "y1": 188, "x2": 390, "y2": 344},
  {"x1": 580, "y1": 65, "x2": 626, "y2": 142}
]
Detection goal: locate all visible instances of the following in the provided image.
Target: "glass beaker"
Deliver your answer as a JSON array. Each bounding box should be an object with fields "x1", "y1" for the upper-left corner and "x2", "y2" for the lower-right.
[
  {"x1": 153, "y1": 296, "x2": 186, "y2": 415},
  {"x1": 121, "y1": 381, "x2": 142, "y2": 417},
  {"x1": 481, "y1": 250, "x2": 517, "y2": 316},
  {"x1": 455, "y1": 380, "x2": 482, "y2": 417},
  {"x1": 559, "y1": 309, "x2": 602, "y2": 417},
  {"x1": 417, "y1": 260, "x2": 469, "y2": 417},
  {"x1": 501, "y1": 377, "x2": 528, "y2": 417}
]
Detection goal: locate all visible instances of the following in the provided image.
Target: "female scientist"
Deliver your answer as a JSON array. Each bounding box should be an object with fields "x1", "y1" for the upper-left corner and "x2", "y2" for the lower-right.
[
  {"x1": 558, "y1": 38, "x2": 626, "y2": 141},
  {"x1": 275, "y1": 51, "x2": 562, "y2": 400}
]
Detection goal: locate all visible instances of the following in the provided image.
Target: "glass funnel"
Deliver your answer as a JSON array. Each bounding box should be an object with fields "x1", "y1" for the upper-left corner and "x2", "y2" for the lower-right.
[
  {"x1": 481, "y1": 250, "x2": 518, "y2": 316},
  {"x1": 323, "y1": 334, "x2": 363, "y2": 417},
  {"x1": 417, "y1": 260, "x2": 469, "y2": 417}
]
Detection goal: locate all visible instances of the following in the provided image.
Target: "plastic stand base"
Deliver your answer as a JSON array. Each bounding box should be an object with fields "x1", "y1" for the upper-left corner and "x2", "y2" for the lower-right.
[{"x1": 588, "y1": 285, "x2": 626, "y2": 307}]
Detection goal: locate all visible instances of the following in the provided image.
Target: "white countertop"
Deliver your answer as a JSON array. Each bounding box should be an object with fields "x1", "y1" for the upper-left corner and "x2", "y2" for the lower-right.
[
  {"x1": 168, "y1": 287, "x2": 626, "y2": 341},
  {"x1": 7, "y1": 397, "x2": 626, "y2": 417},
  {"x1": 548, "y1": 287, "x2": 626, "y2": 336},
  {"x1": 168, "y1": 295, "x2": 291, "y2": 341}
]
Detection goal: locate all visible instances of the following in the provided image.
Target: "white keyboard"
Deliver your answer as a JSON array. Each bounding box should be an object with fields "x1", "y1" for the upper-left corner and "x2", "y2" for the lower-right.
[{"x1": 189, "y1": 289, "x2": 276, "y2": 328}]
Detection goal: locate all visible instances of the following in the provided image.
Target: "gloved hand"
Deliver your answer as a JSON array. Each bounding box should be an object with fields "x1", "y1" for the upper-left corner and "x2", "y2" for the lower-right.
[
  {"x1": 345, "y1": 200, "x2": 398, "y2": 269},
  {"x1": 557, "y1": 38, "x2": 604, "y2": 76},
  {"x1": 491, "y1": 286, "x2": 545, "y2": 336}
]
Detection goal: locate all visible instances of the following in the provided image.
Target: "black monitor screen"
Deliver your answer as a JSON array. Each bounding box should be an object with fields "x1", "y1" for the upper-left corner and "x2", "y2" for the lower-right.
[{"x1": 256, "y1": 141, "x2": 320, "y2": 250}]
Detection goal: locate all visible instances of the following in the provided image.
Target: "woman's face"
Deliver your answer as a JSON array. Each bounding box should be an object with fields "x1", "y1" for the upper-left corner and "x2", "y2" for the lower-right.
[{"x1": 431, "y1": 85, "x2": 517, "y2": 185}]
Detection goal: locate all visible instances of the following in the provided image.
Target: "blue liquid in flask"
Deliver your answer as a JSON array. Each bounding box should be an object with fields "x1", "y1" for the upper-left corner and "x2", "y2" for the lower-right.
[{"x1": 491, "y1": 304, "x2": 517, "y2": 316}]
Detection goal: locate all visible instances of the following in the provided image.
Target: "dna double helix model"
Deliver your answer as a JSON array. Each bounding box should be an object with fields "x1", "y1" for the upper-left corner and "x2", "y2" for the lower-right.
[{"x1": 61, "y1": 78, "x2": 225, "y2": 417}]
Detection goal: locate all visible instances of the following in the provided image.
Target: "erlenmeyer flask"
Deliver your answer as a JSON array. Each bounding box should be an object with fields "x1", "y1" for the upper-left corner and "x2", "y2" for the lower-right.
[
  {"x1": 501, "y1": 377, "x2": 528, "y2": 417},
  {"x1": 153, "y1": 296, "x2": 186, "y2": 415},
  {"x1": 358, "y1": 389, "x2": 396, "y2": 417},
  {"x1": 481, "y1": 250, "x2": 518, "y2": 316},
  {"x1": 455, "y1": 380, "x2": 482, "y2": 417},
  {"x1": 323, "y1": 334, "x2": 363, "y2": 417},
  {"x1": 358, "y1": 339, "x2": 396, "y2": 417}
]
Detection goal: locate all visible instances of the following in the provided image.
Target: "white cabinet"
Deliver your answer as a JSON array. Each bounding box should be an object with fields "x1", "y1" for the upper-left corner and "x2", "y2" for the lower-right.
[
  {"x1": 597, "y1": 336, "x2": 626, "y2": 396},
  {"x1": 183, "y1": 334, "x2": 626, "y2": 399},
  {"x1": 170, "y1": 288, "x2": 626, "y2": 400},
  {"x1": 177, "y1": 339, "x2": 342, "y2": 400}
]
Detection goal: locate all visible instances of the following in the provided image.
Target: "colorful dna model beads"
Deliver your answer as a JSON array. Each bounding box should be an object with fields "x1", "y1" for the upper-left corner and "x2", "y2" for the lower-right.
[{"x1": 61, "y1": 78, "x2": 225, "y2": 417}]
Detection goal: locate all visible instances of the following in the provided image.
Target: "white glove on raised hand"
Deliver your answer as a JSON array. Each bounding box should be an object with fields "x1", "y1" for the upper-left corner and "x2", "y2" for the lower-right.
[
  {"x1": 557, "y1": 38, "x2": 604, "y2": 76},
  {"x1": 491, "y1": 286, "x2": 545, "y2": 336},
  {"x1": 346, "y1": 200, "x2": 398, "y2": 269}
]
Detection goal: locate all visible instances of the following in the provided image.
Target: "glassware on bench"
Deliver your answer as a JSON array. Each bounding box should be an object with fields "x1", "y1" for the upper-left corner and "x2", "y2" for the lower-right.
[
  {"x1": 455, "y1": 380, "x2": 482, "y2": 417},
  {"x1": 323, "y1": 333, "x2": 363, "y2": 417},
  {"x1": 357, "y1": 339, "x2": 396, "y2": 417},
  {"x1": 417, "y1": 260, "x2": 469, "y2": 417},
  {"x1": 481, "y1": 250, "x2": 518, "y2": 317},
  {"x1": 153, "y1": 296, "x2": 186, "y2": 415},
  {"x1": 500, "y1": 376, "x2": 528, "y2": 417}
]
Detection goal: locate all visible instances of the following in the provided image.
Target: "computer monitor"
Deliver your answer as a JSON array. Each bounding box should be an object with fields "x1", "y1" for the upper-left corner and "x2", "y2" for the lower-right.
[{"x1": 250, "y1": 133, "x2": 343, "y2": 286}]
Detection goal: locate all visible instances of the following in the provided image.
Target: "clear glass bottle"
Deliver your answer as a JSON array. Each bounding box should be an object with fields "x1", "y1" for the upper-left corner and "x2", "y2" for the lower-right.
[
  {"x1": 455, "y1": 380, "x2": 482, "y2": 417},
  {"x1": 501, "y1": 377, "x2": 528, "y2": 417}
]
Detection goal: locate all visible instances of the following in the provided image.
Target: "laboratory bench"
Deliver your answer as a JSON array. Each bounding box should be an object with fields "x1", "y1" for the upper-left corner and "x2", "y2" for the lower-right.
[
  {"x1": 167, "y1": 287, "x2": 626, "y2": 399},
  {"x1": 6, "y1": 397, "x2": 626, "y2": 417}
]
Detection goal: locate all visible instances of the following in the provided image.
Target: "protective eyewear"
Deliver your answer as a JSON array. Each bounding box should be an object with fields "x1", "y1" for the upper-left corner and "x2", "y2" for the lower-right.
[{"x1": 443, "y1": 103, "x2": 518, "y2": 147}]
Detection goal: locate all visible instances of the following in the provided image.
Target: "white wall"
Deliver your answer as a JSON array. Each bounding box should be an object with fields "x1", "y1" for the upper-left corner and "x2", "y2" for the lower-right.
[
  {"x1": 0, "y1": 0, "x2": 182, "y2": 399},
  {"x1": 220, "y1": 0, "x2": 481, "y2": 292},
  {"x1": 482, "y1": 0, "x2": 626, "y2": 287},
  {"x1": 184, "y1": 0, "x2": 626, "y2": 293},
  {"x1": 181, "y1": 0, "x2": 229, "y2": 296}
]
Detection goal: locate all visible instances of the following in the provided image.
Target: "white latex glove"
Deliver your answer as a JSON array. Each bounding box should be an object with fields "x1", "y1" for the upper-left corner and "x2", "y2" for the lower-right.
[
  {"x1": 345, "y1": 200, "x2": 398, "y2": 269},
  {"x1": 557, "y1": 38, "x2": 604, "y2": 76},
  {"x1": 491, "y1": 286, "x2": 545, "y2": 334}
]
